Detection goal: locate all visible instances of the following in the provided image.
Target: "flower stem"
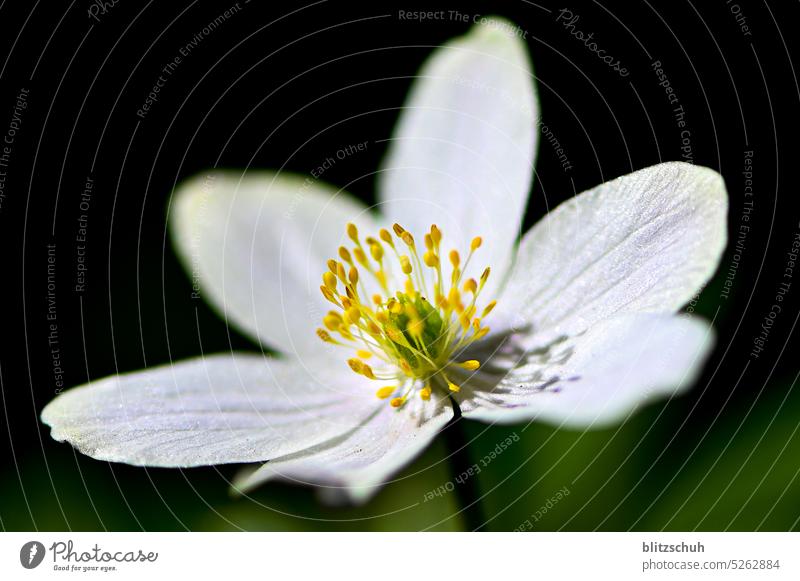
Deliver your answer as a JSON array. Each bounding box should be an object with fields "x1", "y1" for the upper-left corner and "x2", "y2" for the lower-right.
[{"x1": 442, "y1": 401, "x2": 486, "y2": 531}]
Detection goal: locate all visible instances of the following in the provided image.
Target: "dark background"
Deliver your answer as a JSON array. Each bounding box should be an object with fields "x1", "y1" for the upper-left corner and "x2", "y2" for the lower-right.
[{"x1": 1, "y1": 0, "x2": 798, "y2": 531}]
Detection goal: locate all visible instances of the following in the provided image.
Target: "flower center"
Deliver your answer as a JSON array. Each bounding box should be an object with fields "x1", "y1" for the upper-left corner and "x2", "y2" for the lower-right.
[{"x1": 317, "y1": 222, "x2": 497, "y2": 407}]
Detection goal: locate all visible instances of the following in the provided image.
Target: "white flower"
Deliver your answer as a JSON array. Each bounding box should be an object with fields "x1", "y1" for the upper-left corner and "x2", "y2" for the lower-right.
[{"x1": 41, "y1": 18, "x2": 727, "y2": 504}]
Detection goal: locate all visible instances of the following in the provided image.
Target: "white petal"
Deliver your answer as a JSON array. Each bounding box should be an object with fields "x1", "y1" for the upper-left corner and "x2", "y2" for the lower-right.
[
  {"x1": 378, "y1": 17, "x2": 537, "y2": 295},
  {"x1": 459, "y1": 313, "x2": 714, "y2": 428},
  {"x1": 41, "y1": 354, "x2": 380, "y2": 467},
  {"x1": 233, "y1": 393, "x2": 453, "y2": 504},
  {"x1": 497, "y1": 162, "x2": 727, "y2": 335},
  {"x1": 170, "y1": 171, "x2": 378, "y2": 354}
]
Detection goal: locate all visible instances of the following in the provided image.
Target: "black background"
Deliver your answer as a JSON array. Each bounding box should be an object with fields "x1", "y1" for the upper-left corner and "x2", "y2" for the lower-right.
[{"x1": 1, "y1": 0, "x2": 799, "y2": 530}]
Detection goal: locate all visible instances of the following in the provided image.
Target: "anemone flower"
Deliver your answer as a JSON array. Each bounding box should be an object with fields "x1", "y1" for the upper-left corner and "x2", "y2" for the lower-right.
[{"x1": 41, "y1": 17, "x2": 727, "y2": 505}]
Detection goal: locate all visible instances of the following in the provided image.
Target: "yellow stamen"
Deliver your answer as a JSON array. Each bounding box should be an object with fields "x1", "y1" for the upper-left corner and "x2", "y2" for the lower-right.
[
  {"x1": 449, "y1": 250, "x2": 460, "y2": 268},
  {"x1": 345, "y1": 306, "x2": 361, "y2": 324},
  {"x1": 380, "y1": 228, "x2": 394, "y2": 246},
  {"x1": 353, "y1": 247, "x2": 368, "y2": 267},
  {"x1": 423, "y1": 250, "x2": 439, "y2": 268},
  {"x1": 320, "y1": 223, "x2": 498, "y2": 407},
  {"x1": 346, "y1": 222, "x2": 359, "y2": 243},
  {"x1": 430, "y1": 224, "x2": 442, "y2": 245},
  {"x1": 322, "y1": 271, "x2": 338, "y2": 290},
  {"x1": 480, "y1": 267, "x2": 491, "y2": 286},
  {"x1": 320, "y1": 286, "x2": 338, "y2": 305},
  {"x1": 323, "y1": 314, "x2": 341, "y2": 331}
]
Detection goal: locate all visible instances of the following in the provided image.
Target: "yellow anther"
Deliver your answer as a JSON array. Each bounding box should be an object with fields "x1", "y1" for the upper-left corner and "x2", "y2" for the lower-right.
[
  {"x1": 386, "y1": 326, "x2": 405, "y2": 343},
  {"x1": 346, "y1": 222, "x2": 359, "y2": 243},
  {"x1": 348, "y1": 358, "x2": 375, "y2": 379},
  {"x1": 320, "y1": 286, "x2": 338, "y2": 304},
  {"x1": 379, "y1": 228, "x2": 394, "y2": 247},
  {"x1": 348, "y1": 266, "x2": 359, "y2": 285},
  {"x1": 458, "y1": 360, "x2": 481, "y2": 371},
  {"x1": 430, "y1": 224, "x2": 442, "y2": 245},
  {"x1": 353, "y1": 247, "x2": 368, "y2": 267},
  {"x1": 360, "y1": 364, "x2": 375, "y2": 380},
  {"x1": 449, "y1": 250, "x2": 460, "y2": 269},
  {"x1": 423, "y1": 250, "x2": 439, "y2": 268},
  {"x1": 323, "y1": 314, "x2": 341, "y2": 331},
  {"x1": 448, "y1": 287, "x2": 462, "y2": 306},
  {"x1": 322, "y1": 271, "x2": 338, "y2": 290},
  {"x1": 345, "y1": 306, "x2": 361, "y2": 324},
  {"x1": 322, "y1": 223, "x2": 498, "y2": 402},
  {"x1": 407, "y1": 318, "x2": 425, "y2": 338}
]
